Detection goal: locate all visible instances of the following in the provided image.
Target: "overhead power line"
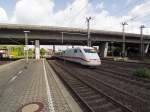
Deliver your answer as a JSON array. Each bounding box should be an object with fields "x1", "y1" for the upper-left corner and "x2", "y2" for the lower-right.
[
  {"x1": 116, "y1": 0, "x2": 142, "y2": 16},
  {"x1": 7, "y1": 37, "x2": 23, "y2": 45},
  {"x1": 67, "y1": 0, "x2": 91, "y2": 26}
]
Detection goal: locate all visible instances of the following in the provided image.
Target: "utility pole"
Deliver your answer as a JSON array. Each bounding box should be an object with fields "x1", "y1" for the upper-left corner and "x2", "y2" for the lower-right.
[
  {"x1": 122, "y1": 22, "x2": 128, "y2": 57},
  {"x1": 86, "y1": 17, "x2": 92, "y2": 47},
  {"x1": 140, "y1": 25, "x2": 145, "y2": 57},
  {"x1": 24, "y1": 31, "x2": 30, "y2": 63}
]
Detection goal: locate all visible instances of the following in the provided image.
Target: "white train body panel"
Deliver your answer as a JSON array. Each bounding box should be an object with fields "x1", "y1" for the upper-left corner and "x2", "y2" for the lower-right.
[{"x1": 60, "y1": 47, "x2": 101, "y2": 66}]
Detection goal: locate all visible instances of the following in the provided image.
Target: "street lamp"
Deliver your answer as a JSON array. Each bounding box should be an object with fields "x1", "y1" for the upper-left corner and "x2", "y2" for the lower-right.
[
  {"x1": 24, "y1": 31, "x2": 30, "y2": 63},
  {"x1": 122, "y1": 22, "x2": 128, "y2": 57}
]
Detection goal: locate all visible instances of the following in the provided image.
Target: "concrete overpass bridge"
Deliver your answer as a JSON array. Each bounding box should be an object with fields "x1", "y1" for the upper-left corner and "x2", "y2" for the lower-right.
[
  {"x1": 0, "y1": 23, "x2": 150, "y2": 58},
  {"x1": 0, "y1": 23, "x2": 150, "y2": 45}
]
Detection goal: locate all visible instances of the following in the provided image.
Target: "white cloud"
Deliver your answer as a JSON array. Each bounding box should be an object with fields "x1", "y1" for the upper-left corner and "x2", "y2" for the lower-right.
[
  {"x1": 127, "y1": 1, "x2": 150, "y2": 34},
  {"x1": 0, "y1": 7, "x2": 8, "y2": 22},
  {"x1": 52, "y1": 0, "x2": 126, "y2": 32},
  {"x1": 0, "y1": 0, "x2": 148, "y2": 34},
  {"x1": 52, "y1": 0, "x2": 89, "y2": 27},
  {"x1": 126, "y1": 0, "x2": 132, "y2": 5},
  {"x1": 11, "y1": 0, "x2": 54, "y2": 25},
  {"x1": 129, "y1": 1, "x2": 150, "y2": 17}
]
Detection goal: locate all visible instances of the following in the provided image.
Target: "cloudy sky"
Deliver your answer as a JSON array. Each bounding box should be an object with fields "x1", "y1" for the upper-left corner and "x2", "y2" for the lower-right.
[{"x1": 0, "y1": 0, "x2": 150, "y2": 34}]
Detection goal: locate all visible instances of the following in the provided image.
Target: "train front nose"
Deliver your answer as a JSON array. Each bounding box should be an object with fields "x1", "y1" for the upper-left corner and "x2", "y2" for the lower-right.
[{"x1": 87, "y1": 59, "x2": 101, "y2": 66}]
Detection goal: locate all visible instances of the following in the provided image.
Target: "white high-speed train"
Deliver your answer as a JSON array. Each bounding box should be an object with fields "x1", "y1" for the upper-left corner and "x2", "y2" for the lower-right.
[{"x1": 59, "y1": 46, "x2": 101, "y2": 66}]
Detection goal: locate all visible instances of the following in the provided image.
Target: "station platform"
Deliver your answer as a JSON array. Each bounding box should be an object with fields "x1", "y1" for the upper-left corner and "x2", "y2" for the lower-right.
[{"x1": 0, "y1": 59, "x2": 82, "y2": 112}]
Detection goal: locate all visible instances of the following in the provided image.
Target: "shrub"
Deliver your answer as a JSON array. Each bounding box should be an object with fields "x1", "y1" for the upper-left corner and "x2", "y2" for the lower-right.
[{"x1": 133, "y1": 68, "x2": 150, "y2": 78}]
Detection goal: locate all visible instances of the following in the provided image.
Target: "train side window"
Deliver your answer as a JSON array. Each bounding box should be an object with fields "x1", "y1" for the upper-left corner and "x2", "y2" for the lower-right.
[
  {"x1": 74, "y1": 49, "x2": 77, "y2": 53},
  {"x1": 78, "y1": 49, "x2": 82, "y2": 53},
  {"x1": 79, "y1": 50, "x2": 82, "y2": 53}
]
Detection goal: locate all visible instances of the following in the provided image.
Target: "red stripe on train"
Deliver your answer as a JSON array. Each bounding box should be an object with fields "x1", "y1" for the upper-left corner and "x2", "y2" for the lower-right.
[{"x1": 61, "y1": 56, "x2": 90, "y2": 62}]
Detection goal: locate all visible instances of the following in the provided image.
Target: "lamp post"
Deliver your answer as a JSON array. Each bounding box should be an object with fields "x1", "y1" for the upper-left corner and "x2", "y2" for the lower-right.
[
  {"x1": 24, "y1": 31, "x2": 30, "y2": 63},
  {"x1": 122, "y1": 22, "x2": 128, "y2": 57}
]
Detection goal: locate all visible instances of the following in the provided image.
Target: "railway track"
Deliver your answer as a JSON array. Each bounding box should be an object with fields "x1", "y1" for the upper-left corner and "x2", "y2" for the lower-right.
[
  {"x1": 99, "y1": 60, "x2": 150, "y2": 85},
  {"x1": 49, "y1": 60, "x2": 134, "y2": 112},
  {"x1": 99, "y1": 63, "x2": 133, "y2": 73},
  {"x1": 75, "y1": 67, "x2": 150, "y2": 105},
  {"x1": 48, "y1": 60, "x2": 149, "y2": 112},
  {"x1": 55, "y1": 60, "x2": 149, "y2": 112},
  {"x1": 95, "y1": 66, "x2": 150, "y2": 89},
  {"x1": 58, "y1": 60, "x2": 150, "y2": 96},
  {"x1": 101, "y1": 60, "x2": 150, "y2": 69}
]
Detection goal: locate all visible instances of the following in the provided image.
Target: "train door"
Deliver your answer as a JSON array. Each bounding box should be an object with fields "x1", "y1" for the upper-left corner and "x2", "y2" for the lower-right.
[
  {"x1": 73, "y1": 49, "x2": 78, "y2": 62},
  {"x1": 77, "y1": 49, "x2": 83, "y2": 63}
]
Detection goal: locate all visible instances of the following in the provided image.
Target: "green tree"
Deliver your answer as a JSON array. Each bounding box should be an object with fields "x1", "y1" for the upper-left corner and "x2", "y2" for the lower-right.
[
  {"x1": 40, "y1": 48, "x2": 46, "y2": 57},
  {"x1": 28, "y1": 48, "x2": 33, "y2": 58},
  {"x1": 10, "y1": 45, "x2": 24, "y2": 58}
]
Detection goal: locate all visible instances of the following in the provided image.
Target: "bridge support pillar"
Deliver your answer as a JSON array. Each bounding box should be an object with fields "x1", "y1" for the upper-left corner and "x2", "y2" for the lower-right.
[
  {"x1": 99, "y1": 42, "x2": 108, "y2": 58},
  {"x1": 35, "y1": 40, "x2": 40, "y2": 59},
  {"x1": 145, "y1": 43, "x2": 149, "y2": 55},
  {"x1": 53, "y1": 45, "x2": 55, "y2": 54}
]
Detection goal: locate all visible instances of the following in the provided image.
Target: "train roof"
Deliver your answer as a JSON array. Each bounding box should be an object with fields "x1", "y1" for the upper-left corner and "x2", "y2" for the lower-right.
[{"x1": 66, "y1": 46, "x2": 93, "y2": 50}]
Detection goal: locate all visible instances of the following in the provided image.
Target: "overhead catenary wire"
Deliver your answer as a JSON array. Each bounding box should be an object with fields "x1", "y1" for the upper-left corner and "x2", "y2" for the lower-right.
[
  {"x1": 68, "y1": 0, "x2": 138, "y2": 29},
  {"x1": 7, "y1": 37, "x2": 23, "y2": 45},
  {"x1": 141, "y1": 17, "x2": 150, "y2": 25},
  {"x1": 120, "y1": 0, "x2": 143, "y2": 24},
  {"x1": 121, "y1": 0, "x2": 150, "y2": 26},
  {"x1": 115, "y1": 0, "x2": 142, "y2": 17},
  {"x1": 67, "y1": 0, "x2": 91, "y2": 26},
  {"x1": 67, "y1": 0, "x2": 147, "y2": 34},
  {"x1": 108, "y1": 0, "x2": 143, "y2": 28},
  {"x1": 96, "y1": 0, "x2": 143, "y2": 32}
]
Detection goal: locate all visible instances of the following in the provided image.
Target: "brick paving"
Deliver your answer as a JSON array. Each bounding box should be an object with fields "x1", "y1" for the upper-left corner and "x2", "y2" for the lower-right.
[
  {"x1": 45, "y1": 60, "x2": 71, "y2": 112},
  {"x1": 0, "y1": 59, "x2": 72, "y2": 112}
]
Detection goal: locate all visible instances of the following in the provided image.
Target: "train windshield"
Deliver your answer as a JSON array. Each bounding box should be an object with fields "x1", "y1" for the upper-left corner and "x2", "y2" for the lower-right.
[{"x1": 84, "y1": 49, "x2": 96, "y2": 53}]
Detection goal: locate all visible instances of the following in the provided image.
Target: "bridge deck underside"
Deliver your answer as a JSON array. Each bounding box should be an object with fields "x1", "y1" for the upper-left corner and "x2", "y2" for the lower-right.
[{"x1": 0, "y1": 29, "x2": 150, "y2": 45}]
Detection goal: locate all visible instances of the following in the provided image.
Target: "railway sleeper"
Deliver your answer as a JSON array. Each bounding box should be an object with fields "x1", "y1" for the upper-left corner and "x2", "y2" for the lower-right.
[
  {"x1": 79, "y1": 75, "x2": 148, "y2": 112},
  {"x1": 108, "y1": 108, "x2": 123, "y2": 112},
  {"x1": 50, "y1": 61, "x2": 133, "y2": 112},
  {"x1": 82, "y1": 94, "x2": 100, "y2": 100},
  {"x1": 86, "y1": 98, "x2": 108, "y2": 106},
  {"x1": 83, "y1": 95, "x2": 104, "y2": 101},
  {"x1": 91, "y1": 102, "x2": 118, "y2": 112},
  {"x1": 76, "y1": 88, "x2": 94, "y2": 93}
]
